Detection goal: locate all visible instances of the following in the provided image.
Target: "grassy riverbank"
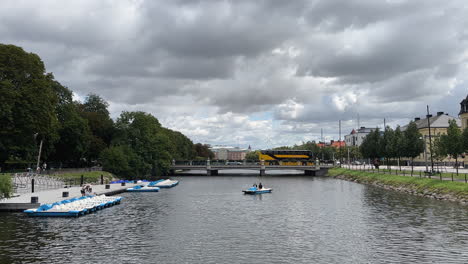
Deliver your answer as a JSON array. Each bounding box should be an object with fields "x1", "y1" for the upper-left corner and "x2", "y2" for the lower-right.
[
  {"x1": 54, "y1": 171, "x2": 114, "y2": 184},
  {"x1": 328, "y1": 168, "x2": 468, "y2": 203}
]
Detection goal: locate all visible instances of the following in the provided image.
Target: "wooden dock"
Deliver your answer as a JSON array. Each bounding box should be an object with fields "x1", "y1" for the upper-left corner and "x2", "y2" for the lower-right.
[{"x1": 0, "y1": 183, "x2": 139, "y2": 212}]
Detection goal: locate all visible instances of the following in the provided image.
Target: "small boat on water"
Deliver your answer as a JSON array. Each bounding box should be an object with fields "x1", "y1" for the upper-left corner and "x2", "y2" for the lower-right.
[
  {"x1": 152, "y1": 179, "x2": 179, "y2": 188},
  {"x1": 126, "y1": 185, "x2": 160, "y2": 192},
  {"x1": 242, "y1": 186, "x2": 272, "y2": 194}
]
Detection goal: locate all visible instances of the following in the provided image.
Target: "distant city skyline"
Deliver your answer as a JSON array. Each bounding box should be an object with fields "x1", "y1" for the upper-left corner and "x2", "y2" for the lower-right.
[{"x1": 2, "y1": 0, "x2": 467, "y2": 149}]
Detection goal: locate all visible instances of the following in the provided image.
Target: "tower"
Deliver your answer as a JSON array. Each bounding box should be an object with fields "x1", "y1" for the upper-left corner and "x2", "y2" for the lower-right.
[{"x1": 460, "y1": 95, "x2": 468, "y2": 130}]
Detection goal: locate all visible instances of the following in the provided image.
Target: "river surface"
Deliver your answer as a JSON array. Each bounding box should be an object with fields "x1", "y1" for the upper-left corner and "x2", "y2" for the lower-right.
[{"x1": 1, "y1": 175, "x2": 468, "y2": 263}]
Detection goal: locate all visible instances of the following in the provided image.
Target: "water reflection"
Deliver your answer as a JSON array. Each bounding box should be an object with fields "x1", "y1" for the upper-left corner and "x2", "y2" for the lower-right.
[{"x1": 0, "y1": 176, "x2": 467, "y2": 263}]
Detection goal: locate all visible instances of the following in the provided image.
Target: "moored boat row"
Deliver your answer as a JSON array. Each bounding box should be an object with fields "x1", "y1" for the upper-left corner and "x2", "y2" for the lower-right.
[
  {"x1": 24, "y1": 195, "x2": 122, "y2": 217},
  {"x1": 126, "y1": 179, "x2": 179, "y2": 192}
]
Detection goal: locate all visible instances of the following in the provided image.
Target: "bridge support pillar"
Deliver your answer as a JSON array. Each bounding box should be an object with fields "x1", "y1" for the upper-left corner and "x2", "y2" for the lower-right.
[
  {"x1": 304, "y1": 170, "x2": 315, "y2": 176},
  {"x1": 260, "y1": 169, "x2": 265, "y2": 176},
  {"x1": 169, "y1": 169, "x2": 175, "y2": 176},
  {"x1": 207, "y1": 170, "x2": 218, "y2": 176}
]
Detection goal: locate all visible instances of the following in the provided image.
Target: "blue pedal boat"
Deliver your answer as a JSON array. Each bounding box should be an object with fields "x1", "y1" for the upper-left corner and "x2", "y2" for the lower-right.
[
  {"x1": 126, "y1": 185, "x2": 160, "y2": 192},
  {"x1": 242, "y1": 187, "x2": 272, "y2": 194}
]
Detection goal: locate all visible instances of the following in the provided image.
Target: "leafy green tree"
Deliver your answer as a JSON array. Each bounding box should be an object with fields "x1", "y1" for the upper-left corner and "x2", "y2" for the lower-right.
[
  {"x1": 462, "y1": 127, "x2": 468, "y2": 154},
  {"x1": 360, "y1": 129, "x2": 382, "y2": 167},
  {"x1": 392, "y1": 126, "x2": 406, "y2": 170},
  {"x1": 438, "y1": 120, "x2": 463, "y2": 175},
  {"x1": 163, "y1": 128, "x2": 196, "y2": 160},
  {"x1": 193, "y1": 143, "x2": 214, "y2": 159},
  {"x1": 101, "y1": 111, "x2": 174, "y2": 178},
  {"x1": 48, "y1": 82, "x2": 92, "y2": 166},
  {"x1": 403, "y1": 121, "x2": 425, "y2": 173},
  {"x1": 0, "y1": 44, "x2": 59, "y2": 167},
  {"x1": 77, "y1": 94, "x2": 114, "y2": 164},
  {"x1": 245, "y1": 150, "x2": 260, "y2": 161},
  {"x1": 381, "y1": 127, "x2": 396, "y2": 169}
]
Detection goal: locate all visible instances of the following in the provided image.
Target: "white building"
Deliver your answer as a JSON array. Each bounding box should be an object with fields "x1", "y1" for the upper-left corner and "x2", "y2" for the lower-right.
[
  {"x1": 344, "y1": 127, "x2": 376, "y2": 147},
  {"x1": 209, "y1": 146, "x2": 250, "y2": 160}
]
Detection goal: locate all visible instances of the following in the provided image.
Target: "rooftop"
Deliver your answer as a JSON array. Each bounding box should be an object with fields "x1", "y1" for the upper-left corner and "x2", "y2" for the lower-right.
[{"x1": 403, "y1": 112, "x2": 460, "y2": 130}]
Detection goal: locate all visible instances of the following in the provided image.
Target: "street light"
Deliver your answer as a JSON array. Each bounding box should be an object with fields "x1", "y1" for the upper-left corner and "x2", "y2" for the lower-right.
[{"x1": 34, "y1": 133, "x2": 43, "y2": 173}]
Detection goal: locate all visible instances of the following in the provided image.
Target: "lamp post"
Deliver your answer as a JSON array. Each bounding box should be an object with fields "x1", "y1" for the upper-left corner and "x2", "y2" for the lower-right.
[
  {"x1": 34, "y1": 133, "x2": 43, "y2": 174},
  {"x1": 427, "y1": 105, "x2": 434, "y2": 173}
]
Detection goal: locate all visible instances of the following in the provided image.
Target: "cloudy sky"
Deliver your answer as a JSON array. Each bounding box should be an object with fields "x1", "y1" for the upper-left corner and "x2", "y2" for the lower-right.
[{"x1": 2, "y1": 0, "x2": 468, "y2": 149}]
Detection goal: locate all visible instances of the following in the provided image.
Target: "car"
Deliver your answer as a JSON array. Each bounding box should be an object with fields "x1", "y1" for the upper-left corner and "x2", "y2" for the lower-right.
[{"x1": 226, "y1": 161, "x2": 242, "y2": 165}]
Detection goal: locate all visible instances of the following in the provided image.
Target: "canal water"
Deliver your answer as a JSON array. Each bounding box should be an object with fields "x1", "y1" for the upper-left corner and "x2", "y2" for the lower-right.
[{"x1": 0, "y1": 175, "x2": 467, "y2": 263}]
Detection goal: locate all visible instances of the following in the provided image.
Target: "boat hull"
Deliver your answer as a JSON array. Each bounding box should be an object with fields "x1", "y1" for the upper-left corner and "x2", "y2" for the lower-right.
[{"x1": 242, "y1": 189, "x2": 272, "y2": 194}]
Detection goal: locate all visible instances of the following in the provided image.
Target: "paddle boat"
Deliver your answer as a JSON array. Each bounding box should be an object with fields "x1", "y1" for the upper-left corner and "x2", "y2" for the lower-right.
[
  {"x1": 24, "y1": 195, "x2": 122, "y2": 217},
  {"x1": 242, "y1": 186, "x2": 272, "y2": 194},
  {"x1": 152, "y1": 179, "x2": 179, "y2": 188},
  {"x1": 126, "y1": 185, "x2": 160, "y2": 192}
]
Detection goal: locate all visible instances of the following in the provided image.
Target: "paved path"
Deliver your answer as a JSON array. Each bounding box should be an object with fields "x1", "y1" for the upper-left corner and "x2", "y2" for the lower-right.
[{"x1": 0, "y1": 183, "x2": 140, "y2": 211}]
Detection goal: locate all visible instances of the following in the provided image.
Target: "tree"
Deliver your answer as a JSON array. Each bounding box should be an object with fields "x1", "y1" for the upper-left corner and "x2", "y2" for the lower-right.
[
  {"x1": 438, "y1": 120, "x2": 463, "y2": 175},
  {"x1": 193, "y1": 143, "x2": 214, "y2": 159},
  {"x1": 392, "y1": 126, "x2": 406, "y2": 170},
  {"x1": 48, "y1": 81, "x2": 92, "y2": 166},
  {"x1": 0, "y1": 44, "x2": 60, "y2": 167},
  {"x1": 77, "y1": 94, "x2": 114, "y2": 164},
  {"x1": 403, "y1": 121, "x2": 425, "y2": 174},
  {"x1": 360, "y1": 129, "x2": 382, "y2": 167},
  {"x1": 101, "y1": 111, "x2": 176, "y2": 178},
  {"x1": 381, "y1": 127, "x2": 396, "y2": 169},
  {"x1": 245, "y1": 150, "x2": 260, "y2": 161},
  {"x1": 462, "y1": 127, "x2": 468, "y2": 155}
]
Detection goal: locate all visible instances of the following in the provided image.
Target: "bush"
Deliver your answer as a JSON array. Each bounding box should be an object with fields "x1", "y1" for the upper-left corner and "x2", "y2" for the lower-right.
[{"x1": 0, "y1": 174, "x2": 12, "y2": 199}]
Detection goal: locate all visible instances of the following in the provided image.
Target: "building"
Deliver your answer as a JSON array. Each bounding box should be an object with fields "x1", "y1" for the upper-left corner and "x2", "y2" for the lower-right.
[
  {"x1": 317, "y1": 140, "x2": 345, "y2": 148},
  {"x1": 344, "y1": 127, "x2": 376, "y2": 147},
  {"x1": 402, "y1": 111, "x2": 461, "y2": 165},
  {"x1": 460, "y1": 95, "x2": 468, "y2": 130},
  {"x1": 209, "y1": 146, "x2": 249, "y2": 160}
]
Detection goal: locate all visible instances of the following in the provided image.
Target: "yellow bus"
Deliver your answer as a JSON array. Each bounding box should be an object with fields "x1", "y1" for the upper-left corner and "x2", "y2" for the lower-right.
[{"x1": 259, "y1": 150, "x2": 314, "y2": 166}]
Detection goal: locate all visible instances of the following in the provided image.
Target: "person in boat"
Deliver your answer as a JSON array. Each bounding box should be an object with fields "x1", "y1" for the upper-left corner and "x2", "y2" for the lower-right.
[
  {"x1": 253, "y1": 183, "x2": 257, "y2": 187},
  {"x1": 80, "y1": 186, "x2": 86, "y2": 196},
  {"x1": 258, "y1": 182, "x2": 263, "y2": 189}
]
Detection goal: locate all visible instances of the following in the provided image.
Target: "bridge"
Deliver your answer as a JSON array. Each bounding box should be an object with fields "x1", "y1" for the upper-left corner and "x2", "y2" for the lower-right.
[{"x1": 170, "y1": 160, "x2": 333, "y2": 176}]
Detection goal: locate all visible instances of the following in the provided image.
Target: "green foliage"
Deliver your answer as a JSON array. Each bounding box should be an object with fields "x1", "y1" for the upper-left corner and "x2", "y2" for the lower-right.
[
  {"x1": 77, "y1": 93, "x2": 114, "y2": 163},
  {"x1": 193, "y1": 143, "x2": 214, "y2": 159},
  {"x1": 0, "y1": 174, "x2": 12, "y2": 199},
  {"x1": 403, "y1": 121, "x2": 424, "y2": 159},
  {"x1": 392, "y1": 126, "x2": 406, "y2": 161},
  {"x1": 360, "y1": 128, "x2": 382, "y2": 159},
  {"x1": 1, "y1": 44, "x2": 198, "y2": 178},
  {"x1": 381, "y1": 127, "x2": 395, "y2": 159},
  {"x1": 54, "y1": 171, "x2": 113, "y2": 184},
  {"x1": 462, "y1": 127, "x2": 468, "y2": 153},
  {"x1": 245, "y1": 150, "x2": 260, "y2": 161},
  {"x1": 0, "y1": 44, "x2": 60, "y2": 165}
]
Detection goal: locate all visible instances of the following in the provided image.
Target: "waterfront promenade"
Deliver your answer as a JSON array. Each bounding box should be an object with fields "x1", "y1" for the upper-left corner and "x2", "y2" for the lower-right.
[{"x1": 0, "y1": 183, "x2": 139, "y2": 212}]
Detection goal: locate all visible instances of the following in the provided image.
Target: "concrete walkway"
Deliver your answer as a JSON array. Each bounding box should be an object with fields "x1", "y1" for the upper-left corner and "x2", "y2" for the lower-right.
[{"x1": 0, "y1": 183, "x2": 140, "y2": 212}]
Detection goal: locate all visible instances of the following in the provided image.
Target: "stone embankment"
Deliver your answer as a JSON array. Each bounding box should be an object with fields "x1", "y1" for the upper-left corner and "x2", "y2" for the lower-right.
[{"x1": 333, "y1": 173, "x2": 468, "y2": 205}]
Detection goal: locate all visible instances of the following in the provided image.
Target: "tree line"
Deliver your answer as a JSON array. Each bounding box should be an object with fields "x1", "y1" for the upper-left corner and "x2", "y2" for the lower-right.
[
  {"x1": 0, "y1": 44, "x2": 213, "y2": 178},
  {"x1": 360, "y1": 120, "x2": 468, "y2": 175},
  {"x1": 359, "y1": 122, "x2": 424, "y2": 172}
]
